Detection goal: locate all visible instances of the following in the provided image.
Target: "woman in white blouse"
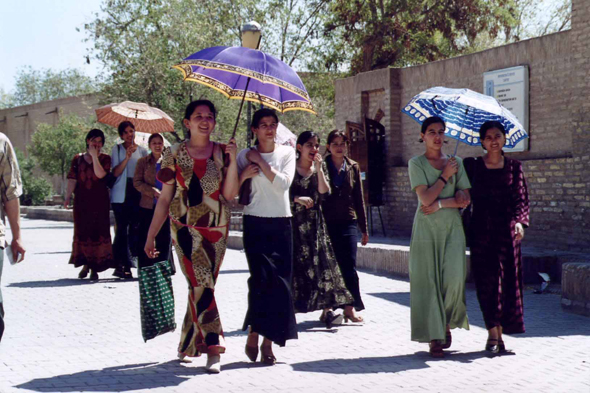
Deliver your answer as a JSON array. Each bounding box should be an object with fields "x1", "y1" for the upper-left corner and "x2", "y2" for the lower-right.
[{"x1": 237, "y1": 108, "x2": 297, "y2": 365}]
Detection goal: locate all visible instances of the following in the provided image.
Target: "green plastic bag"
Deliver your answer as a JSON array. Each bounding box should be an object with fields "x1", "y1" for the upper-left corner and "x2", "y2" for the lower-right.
[{"x1": 139, "y1": 260, "x2": 176, "y2": 342}]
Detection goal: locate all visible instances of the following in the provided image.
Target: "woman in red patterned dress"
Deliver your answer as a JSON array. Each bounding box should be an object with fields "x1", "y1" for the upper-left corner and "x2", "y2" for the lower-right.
[
  {"x1": 144, "y1": 100, "x2": 238, "y2": 373},
  {"x1": 64, "y1": 129, "x2": 115, "y2": 281}
]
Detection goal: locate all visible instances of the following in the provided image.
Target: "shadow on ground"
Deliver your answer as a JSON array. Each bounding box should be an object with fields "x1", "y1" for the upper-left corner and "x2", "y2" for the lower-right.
[
  {"x1": 291, "y1": 350, "x2": 492, "y2": 375},
  {"x1": 15, "y1": 360, "x2": 261, "y2": 392},
  {"x1": 8, "y1": 278, "x2": 138, "y2": 288},
  {"x1": 368, "y1": 288, "x2": 590, "y2": 338}
]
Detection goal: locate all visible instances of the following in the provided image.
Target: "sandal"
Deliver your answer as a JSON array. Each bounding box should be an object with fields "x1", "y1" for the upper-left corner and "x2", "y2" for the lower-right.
[
  {"x1": 343, "y1": 311, "x2": 364, "y2": 323},
  {"x1": 429, "y1": 340, "x2": 444, "y2": 358},
  {"x1": 485, "y1": 338, "x2": 499, "y2": 353},
  {"x1": 324, "y1": 311, "x2": 344, "y2": 329},
  {"x1": 245, "y1": 344, "x2": 258, "y2": 362},
  {"x1": 442, "y1": 329, "x2": 452, "y2": 349},
  {"x1": 260, "y1": 345, "x2": 276, "y2": 365}
]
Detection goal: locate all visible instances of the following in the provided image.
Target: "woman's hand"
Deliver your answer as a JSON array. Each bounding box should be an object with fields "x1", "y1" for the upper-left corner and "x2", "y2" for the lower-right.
[
  {"x1": 442, "y1": 157, "x2": 458, "y2": 181},
  {"x1": 313, "y1": 153, "x2": 323, "y2": 171},
  {"x1": 241, "y1": 164, "x2": 260, "y2": 180},
  {"x1": 226, "y1": 138, "x2": 237, "y2": 162},
  {"x1": 126, "y1": 143, "x2": 138, "y2": 159},
  {"x1": 361, "y1": 233, "x2": 369, "y2": 246},
  {"x1": 144, "y1": 237, "x2": 160, "y2": 259},
  {"x1": 421, "y1": 201, "x2": 441, "y2": 215},
  {"x1": 455, "y1": 190, "x2": 470, "y2": 209},
  {"x1": 63, "y1": 196, "x2": 71, "y2": 209},
  {"x1": 515, "y1": 222, "x2": 525, "y2": 241},
  {"x1": 88, "y1": 145, "x2": 99, "y2": 158},
  {"x1": 246, "y1": 149, "x2": 263, "y2": 166},
  {"x1": 295, "y1": 196, "x2": 314, "y2": 209}
]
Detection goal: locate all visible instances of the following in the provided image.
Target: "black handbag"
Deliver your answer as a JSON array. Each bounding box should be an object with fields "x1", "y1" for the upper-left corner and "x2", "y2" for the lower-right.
[
  {"x1": 238, "y1": 179, "x2": 252, "y2": 206},
  {"x1": 461, "y1": 158, "x2": 477, "y2": 247}
]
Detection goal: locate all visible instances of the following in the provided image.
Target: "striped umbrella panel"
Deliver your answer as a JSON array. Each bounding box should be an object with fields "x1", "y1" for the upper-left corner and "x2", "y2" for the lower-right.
[{"x1": 402, "y1": 87, "x2": 528, "y2": 148}]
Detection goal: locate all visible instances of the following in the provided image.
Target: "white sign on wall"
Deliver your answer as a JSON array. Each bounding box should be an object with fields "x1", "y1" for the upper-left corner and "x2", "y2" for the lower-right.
[{"x1": 483, "y1": 66, "x2": 529, "y2": 152}]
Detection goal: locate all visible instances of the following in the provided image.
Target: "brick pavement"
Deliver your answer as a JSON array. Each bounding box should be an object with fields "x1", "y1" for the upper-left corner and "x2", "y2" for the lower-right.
[{"x1": 0, "y1": 218, "x2": 588, "y2": 393}]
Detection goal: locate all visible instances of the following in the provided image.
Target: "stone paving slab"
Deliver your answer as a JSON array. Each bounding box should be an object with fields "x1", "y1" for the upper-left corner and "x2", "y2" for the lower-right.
[{"x1": 0, "y1": 219, "x2": 588, "y2": 393}]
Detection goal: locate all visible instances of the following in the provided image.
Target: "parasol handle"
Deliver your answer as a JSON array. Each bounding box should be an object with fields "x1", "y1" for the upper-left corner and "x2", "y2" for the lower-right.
[{"x1": 231, "y1": 76, "x2": 252, "y2": 140}]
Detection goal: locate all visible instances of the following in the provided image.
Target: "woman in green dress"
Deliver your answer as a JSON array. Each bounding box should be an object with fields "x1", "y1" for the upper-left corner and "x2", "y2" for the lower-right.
[{"x1": 407, "y1": 116, "x2": 471, "y2": 358}]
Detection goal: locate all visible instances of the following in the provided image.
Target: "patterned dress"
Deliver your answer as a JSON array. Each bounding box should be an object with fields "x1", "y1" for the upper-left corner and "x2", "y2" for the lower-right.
[
  {"x1": 290, "y1": 167, "x2": 353, "y2": 313},
  {"x1": 67, "y1": 153, "x2": 115, "y2": 272},
  {"x1": 158, "y1": 142, "x2": 230, "y2": 357},
  {"x1": 464, "y1": 156, "x2": 530, "y2": 334}
]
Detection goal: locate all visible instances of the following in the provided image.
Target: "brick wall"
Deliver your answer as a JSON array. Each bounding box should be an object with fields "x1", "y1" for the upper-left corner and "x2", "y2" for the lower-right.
[
  {"x1": 0, "y1": 94, "x2": 101, "y2": 193},
  {"x1": 335, "y1": 0, "x2": 590, "y2": 250}
]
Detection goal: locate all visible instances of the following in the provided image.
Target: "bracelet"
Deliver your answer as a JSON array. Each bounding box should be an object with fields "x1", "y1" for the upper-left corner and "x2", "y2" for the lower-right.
[
  {"x1": 438, "y1": 200, "x2": 442, "y2": 209},
  {"x1": 438, "y1": 176, "x2": 447, "y2": 185}
]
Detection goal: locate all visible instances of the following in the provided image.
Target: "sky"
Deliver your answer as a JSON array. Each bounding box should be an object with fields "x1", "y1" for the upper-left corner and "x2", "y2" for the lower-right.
[
  {"x1": 0, "y1": 0, "x2": 104, "y2": 92},
  {"x1": 0, "y1": 0, "x2": 566, "y2": 94}
]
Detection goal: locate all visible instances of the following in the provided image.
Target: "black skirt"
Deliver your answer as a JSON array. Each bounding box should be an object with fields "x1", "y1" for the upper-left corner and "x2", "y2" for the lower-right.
[{"x1": 241, "y1": 215, "x2": 298, "y2": 346}]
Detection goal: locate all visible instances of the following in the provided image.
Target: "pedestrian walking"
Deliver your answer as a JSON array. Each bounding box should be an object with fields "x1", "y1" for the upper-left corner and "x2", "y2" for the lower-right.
[
  {"x1": 238, "y1": 108, "x2": 298, "y2": 365},
  {"x1": 290, "y1": 131, "x2": 352, "y2": 328},
  {"x1": 408, "y1": 116, "x2": 471, "y2": 358},
  {"x1": 322, "y1": 130, "x2": 368, "y2": 323},
  {"x1": 111, "y1": 121, "x2": 148, "y2": 279},
  {"x1": 144, "y1": 100, "x2": 238, "y2": 373},
  {"x1": 0, "y1": 132, "x2": 25, "y2": 342},
  {"x1": 64, "y1": 129, "x2": 115, "y2": 281},
  {"x1": 133, "y1": 133, "x2": 172, "y2": 269},
  {"x1": 464, "y1": 120, "x2": 530, "y2": 353}
]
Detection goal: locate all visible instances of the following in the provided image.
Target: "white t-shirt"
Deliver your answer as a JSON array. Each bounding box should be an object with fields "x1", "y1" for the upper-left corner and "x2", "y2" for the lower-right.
[{"x1": 237, "y1": 144, "x2": 296, "y2": 218}]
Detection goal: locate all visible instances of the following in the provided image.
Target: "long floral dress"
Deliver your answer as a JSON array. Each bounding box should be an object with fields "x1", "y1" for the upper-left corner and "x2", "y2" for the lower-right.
[
  {"x1": 290, "y1": 167, "x2": 353, "y2": 313},
  {"x1": 67, "y1": 153, "x2": 115, "y2": 272},
  {"x1": 464, "y1": 156, "x2": 530, "y2": 334},
  {"x1": 157, "y1": 142, "x2": 230, "y2": 358}
]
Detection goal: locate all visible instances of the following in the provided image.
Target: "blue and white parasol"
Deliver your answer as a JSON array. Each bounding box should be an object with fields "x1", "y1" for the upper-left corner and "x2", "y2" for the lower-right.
[{"x1": 402, "y1": 87, "x2": 528, "y2": 153}]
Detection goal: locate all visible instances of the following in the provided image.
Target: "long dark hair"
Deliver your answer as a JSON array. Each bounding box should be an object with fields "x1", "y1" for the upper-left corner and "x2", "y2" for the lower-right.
[
  {"x1": 296, "y1": 131, "x2": 320, "y2": 159},
  {"x1": 117, "y1": 121, "x2": 134, "y2": 137},
  {"x1": 86, "y1": 128, "x2": 105, "y2": 149},
  {"x1": 251, "y1": 108, "x2": 278, "y2": 128},
  {"x1": 183, "y1": 100, "x2": 217, "y2": 139},
  {"x1": 148, "y1": 133, "x2": 164, "y2": 145}
]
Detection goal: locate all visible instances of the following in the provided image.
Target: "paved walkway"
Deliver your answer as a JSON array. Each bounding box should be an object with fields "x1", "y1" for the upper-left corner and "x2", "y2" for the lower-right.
[{"x1": 0, "y1": 218, "x2": 588, "y2": 393}]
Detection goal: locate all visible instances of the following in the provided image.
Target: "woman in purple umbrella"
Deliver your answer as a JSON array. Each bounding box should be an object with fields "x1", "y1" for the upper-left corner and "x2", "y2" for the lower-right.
[
  {"x1": 238, "y1": 108, "x2": 298, "y2": 365},
  {"x1": 144, "y1": 100, "x2": 239, "y2": 373},
  {"x1": 464, "y1": 121, "x2": 530, "y2": 353}
]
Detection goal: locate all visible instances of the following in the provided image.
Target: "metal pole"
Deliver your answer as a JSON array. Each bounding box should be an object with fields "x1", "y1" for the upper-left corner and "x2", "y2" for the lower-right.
[{"x1": 247, "y1": 101, "x2": 252, "y2": 148}]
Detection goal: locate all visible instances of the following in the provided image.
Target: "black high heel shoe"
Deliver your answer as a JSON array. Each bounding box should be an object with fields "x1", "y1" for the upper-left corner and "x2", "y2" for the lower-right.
[
  {"x1": 485, "y1": 338, "x2": 499, "y2": 353},
  {"x1": 323, "y1": 311, "x2": 343, "y2": 329},
  {"x1": 498, "y1": 339, "x2": 507, "y2": 353}
]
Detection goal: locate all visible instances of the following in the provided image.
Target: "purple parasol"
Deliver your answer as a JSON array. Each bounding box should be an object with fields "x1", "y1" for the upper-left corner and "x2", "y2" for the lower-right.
[{"x1": 173, "y1": 46, "x2": 315, "y2": 115}]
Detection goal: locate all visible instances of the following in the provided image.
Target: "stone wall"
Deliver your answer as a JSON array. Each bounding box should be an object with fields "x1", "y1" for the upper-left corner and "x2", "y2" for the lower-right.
[{"x1": 335, "y1": 0, "x2": 590, "y2": 250}]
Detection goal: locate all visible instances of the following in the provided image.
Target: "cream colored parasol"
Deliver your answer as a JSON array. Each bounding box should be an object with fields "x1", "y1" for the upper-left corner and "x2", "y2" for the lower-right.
[{"x1": 95, "y1": 101, "x2": 175, "y2": 134}]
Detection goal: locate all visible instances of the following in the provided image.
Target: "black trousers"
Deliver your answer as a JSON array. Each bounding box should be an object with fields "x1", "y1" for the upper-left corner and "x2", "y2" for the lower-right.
[
  {"x1": 326, "y1": 220, "x2": 365, "y2": 311},
  {"x1": 242, "y1": 215, "x2": 297, "y2": 347},
  {"x1": 112, "y1": 179, "x2": 141, "y2": 270}
]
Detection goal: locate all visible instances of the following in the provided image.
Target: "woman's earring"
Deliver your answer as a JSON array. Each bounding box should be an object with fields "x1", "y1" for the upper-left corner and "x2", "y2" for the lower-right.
[{"x1": 419, "y1": 138, "x2": 424, "y2": 143}]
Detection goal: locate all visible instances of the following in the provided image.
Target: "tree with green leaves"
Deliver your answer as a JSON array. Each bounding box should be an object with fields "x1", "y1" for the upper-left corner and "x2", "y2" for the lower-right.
[
  {"x1": 323, "y1": 0, "x2": 516, "y2": 74},
  {"x1": 84, "y1": 0, "x2": 336, "y2": 145},
  {"x1": 30, "y1": 112, "x2": 116, "y2": 194},
  {"x1": 14, "y1": 149, "x2": 53, "y2": 206},
  {"x1": 4, "y1": 67, "x2": 96, "y2": 108}
]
